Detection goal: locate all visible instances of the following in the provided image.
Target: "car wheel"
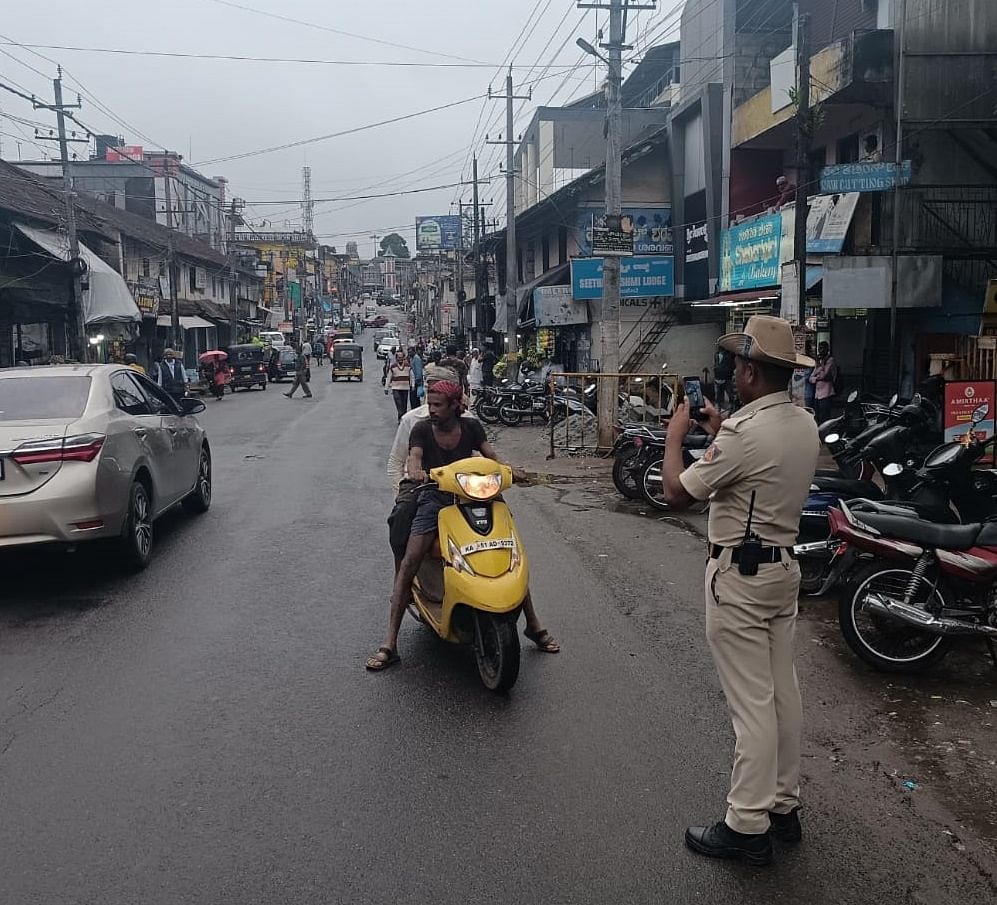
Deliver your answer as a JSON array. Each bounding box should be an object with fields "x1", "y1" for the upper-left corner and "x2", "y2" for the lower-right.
[
  {"x1": 183, "y1": 446, "x2": 212, "y2": 514},
  {"x1": 120, "y1": 480, "x2": 153, "y2": 570}
]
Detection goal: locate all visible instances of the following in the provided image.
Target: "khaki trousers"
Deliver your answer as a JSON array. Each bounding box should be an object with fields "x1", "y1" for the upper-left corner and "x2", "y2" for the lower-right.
[{"x1": 704, "y1": 554, "x2": 802, "y2": 834}]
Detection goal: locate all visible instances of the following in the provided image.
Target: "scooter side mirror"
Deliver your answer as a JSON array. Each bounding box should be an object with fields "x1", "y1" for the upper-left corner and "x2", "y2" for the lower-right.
[
  {"x1": 972, "y1": 402, "x2": 990, "y2": 424},
  {"x1": 882, "y1": 462, "x2": 903, "y2": 477}
]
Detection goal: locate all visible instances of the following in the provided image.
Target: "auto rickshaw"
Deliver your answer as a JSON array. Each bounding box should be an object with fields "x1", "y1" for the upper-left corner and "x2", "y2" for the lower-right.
[
  {"x1": 226, "y1": 344, "x2": 268, "y2": 391},
  {"x1": 331, "y1": 341, "x2": 363, "y2": 382}
]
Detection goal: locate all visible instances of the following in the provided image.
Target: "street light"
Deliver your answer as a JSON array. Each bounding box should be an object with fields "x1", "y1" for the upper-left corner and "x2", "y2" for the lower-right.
[{"x1": 576, "y1": 37, "x2": 608, "y2": 63}]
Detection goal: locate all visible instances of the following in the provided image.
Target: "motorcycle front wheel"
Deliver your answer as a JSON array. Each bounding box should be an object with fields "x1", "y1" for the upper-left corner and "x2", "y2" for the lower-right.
[
  {"x1": 476, "y1": 398, "x2": 500, "y2": 424},
  {"x1": 838, "y1": 563, "x2": 951, "y2": 672},
  {"x1": 612, "y1": 442, "x2": 643, "y2": 500},
  {"x1": 498, "y1": 401, "x2": 523, "y2": 426},
  {"x1": 474, "y1": 613, "x2": 520, "y2": 692}
]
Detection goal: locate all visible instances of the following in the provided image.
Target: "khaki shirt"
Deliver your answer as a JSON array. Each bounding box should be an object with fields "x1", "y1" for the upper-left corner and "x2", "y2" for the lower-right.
[{"x1": 679, "y1": 391, "x2": 819, "y2": 547}]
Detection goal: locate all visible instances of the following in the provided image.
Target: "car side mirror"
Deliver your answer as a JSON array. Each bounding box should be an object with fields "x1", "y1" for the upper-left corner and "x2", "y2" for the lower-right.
[{"x1": 179, "y1": 397, "x2": 206, "y2": 416}]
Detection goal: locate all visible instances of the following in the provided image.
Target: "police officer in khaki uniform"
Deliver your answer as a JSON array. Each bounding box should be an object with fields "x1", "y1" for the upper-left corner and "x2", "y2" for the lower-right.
[{"x1": 664, "y1": 315, "x2": 819, "y2": 866}]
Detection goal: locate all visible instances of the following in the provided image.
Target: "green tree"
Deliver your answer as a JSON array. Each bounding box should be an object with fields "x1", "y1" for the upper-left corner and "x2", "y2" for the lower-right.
[{"x1": 379, "y1": 233, "x2": 411, "y2": 258}]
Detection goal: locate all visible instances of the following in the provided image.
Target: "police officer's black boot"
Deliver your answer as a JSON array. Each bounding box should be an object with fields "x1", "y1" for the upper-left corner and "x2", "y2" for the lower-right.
[
  {"x1": 768, "y1": 807, "x2": 802, "y2": 843},
  {"x1": 684, "y1": 821, "x2": 773, "y2": 865}
]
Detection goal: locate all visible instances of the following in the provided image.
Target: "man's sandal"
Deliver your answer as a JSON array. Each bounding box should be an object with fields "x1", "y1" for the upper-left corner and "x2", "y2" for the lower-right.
[
  {"x1": 524, "y1": 628, "x2": 560, "y2": 653},
  {"x1": 365, "y1": 647, "x2": 401, "y2": 671}
]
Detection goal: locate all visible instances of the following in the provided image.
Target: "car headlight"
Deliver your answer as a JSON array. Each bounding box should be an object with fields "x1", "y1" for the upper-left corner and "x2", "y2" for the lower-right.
[
  {"x1": 447, "y1": 537, "x2": 476, "y2": 576},
  {"x1": 456, "y1": 472, "x2": 502, "y2": 500}
]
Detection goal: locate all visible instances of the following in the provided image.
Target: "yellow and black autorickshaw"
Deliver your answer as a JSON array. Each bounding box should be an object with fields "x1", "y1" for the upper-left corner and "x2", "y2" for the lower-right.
[{"x1": 331, "y1": 341, "x2": 364, "y2": 381}]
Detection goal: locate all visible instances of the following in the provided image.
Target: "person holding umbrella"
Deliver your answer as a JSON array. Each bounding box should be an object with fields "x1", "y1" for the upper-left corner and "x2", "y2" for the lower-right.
[{"x1": 198, "y1": 350, "x2": 229, "y2": 401}]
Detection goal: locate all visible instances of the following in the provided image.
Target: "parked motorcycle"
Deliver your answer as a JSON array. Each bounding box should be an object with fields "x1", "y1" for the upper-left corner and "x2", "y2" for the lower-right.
[{"x1": 830, "y1": 496, "x2": 997, "y2": 673}]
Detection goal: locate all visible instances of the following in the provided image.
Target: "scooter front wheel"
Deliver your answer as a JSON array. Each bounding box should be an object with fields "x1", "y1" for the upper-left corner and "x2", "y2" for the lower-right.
[{"x1": 474, "y1": 613, "x2": 520, "y2": 692}]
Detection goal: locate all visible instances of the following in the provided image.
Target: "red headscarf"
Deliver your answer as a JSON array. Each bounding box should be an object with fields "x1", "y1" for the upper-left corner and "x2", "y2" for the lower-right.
[{"x1": 428, "y1": 379, "x2": 464, "y2": 414}]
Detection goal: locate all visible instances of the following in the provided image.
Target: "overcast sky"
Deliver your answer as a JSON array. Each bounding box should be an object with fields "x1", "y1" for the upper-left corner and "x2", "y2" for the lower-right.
[{"x1": 0, "y1": 0, "x2": 683, "y2": 253}]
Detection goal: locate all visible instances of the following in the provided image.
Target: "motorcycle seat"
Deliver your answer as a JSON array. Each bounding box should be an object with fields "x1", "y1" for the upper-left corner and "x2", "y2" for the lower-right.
[
  {"x1": 684, "y1": 433, "x2": 712, "y2": 449},
  {"x1": 812, "y1": 476, "x2": 883, "y2": 500},
  {"x1": 853, "y1": 511, "x2": 983, "y2": 550}
]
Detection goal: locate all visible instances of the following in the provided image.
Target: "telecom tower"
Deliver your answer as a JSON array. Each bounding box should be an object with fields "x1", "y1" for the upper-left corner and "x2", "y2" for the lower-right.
[{"x1": 301, "y1": 166, "x2": 314, "y2": 237}]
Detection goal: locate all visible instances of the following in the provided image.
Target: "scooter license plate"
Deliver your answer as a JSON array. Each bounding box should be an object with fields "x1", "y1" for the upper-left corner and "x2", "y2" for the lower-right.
[{"x1": 460, "y1": 538, "x2": 515, "y2": 555}]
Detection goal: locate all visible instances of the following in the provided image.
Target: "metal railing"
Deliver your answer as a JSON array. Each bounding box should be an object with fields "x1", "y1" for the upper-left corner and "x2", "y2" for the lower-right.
[{"x1": 547, "y1": 372, "x2": 681, "y2": 456}]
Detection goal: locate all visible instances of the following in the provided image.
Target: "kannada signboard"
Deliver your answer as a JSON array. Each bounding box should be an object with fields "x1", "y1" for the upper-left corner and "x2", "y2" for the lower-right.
[
  {"x1": 570, "y1": 256, "x2": 674, "y2": 300},
  {"x1": 720, "y1": 214, "x2": 781, "y2": 291},
  {"x1": 575, "y1": 206, "x2": 672, "y2": 255},
  {"x1": 944, "y1": 380, "x2": 996, "y2": 465},
  {"x1": 591, "y1": 214, "x2": 634, "y2": 256},
  {"x1": 534, "y1": 285, "x2": 588, "y2": 327},
  {"x1": 820, "y1": 161, "x2": 912, "y2": 194},
  {"x1": 415, "y1": 215, "x2": 461, "y2": 252},
  {"x1": 780, "y1": 192, "x2": 860, "y2": 257}
]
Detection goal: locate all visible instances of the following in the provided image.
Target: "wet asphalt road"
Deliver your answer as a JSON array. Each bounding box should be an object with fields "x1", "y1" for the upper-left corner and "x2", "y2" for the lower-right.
[{"x1": 1, "y1": 350, "x2": 994, "y2": 904}]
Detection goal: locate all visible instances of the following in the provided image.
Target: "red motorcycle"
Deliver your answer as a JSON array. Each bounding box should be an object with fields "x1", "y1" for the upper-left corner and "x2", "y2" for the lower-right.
[{"x1": 830, "y1": 499, "x2": 997, "y2": 672}]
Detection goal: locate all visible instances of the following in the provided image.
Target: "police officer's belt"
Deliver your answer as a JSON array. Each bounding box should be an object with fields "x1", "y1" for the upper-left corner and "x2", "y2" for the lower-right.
[{"x1": 709, "y1": 544, "x2": 795, "y2": 564}]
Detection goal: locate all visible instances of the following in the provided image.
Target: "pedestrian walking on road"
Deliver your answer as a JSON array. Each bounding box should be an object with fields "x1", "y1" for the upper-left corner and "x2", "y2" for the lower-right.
[
  {"x1": 384, "y1": 349, "x2": 411, "y2": 422},
  {"x1": 662, "y1": 315, "x2": 819, "y2": 866},
  {"x1": 408, "y1": 346, "x2": 424, "y2": 409},
  {"x1": 284, "y1": 342, "x2": 313, "y2": 399},
  {"x1": 153, "y1": 348, "x2": 189, "y2": 404}
]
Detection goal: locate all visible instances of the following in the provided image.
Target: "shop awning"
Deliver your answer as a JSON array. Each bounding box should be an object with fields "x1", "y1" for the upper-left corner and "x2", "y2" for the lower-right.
[
  {"x1": 517, "y1": 262, "x2": 571, "y2": 319},
  {"x1": 156, "y1": 315, "x2": 215, "y2": 330},
  {"x1": 15, "y1": 222, "x2": 141, "y2": 326},
  {"x1": 692, "y1": 289, "x2": 780, "y2": 307}
]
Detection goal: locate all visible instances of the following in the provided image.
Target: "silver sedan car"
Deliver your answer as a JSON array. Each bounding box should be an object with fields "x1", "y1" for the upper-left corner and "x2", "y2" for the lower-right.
[{"x1": 0, "y1": 364, "x2": 212, "y2": 569}]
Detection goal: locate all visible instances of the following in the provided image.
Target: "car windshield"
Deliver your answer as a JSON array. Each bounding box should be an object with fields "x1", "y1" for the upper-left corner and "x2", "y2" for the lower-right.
[
  {"x1": 0, "y1": 376, "x2": 92, "y2": 420},
  {"x1": 280, "y1": 350, "x2": 297, "y2": 362}
]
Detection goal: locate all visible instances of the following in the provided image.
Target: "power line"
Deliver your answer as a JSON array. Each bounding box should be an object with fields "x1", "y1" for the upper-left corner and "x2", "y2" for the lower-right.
[
  {"x1": 205, "y1": 0, "x2": 486, "y2": 65},
  {"x1": 190, "y1": 94, "x2": 489, "y2": 166},
  {"x1": 0, "y1": 42, "x2": 582, "y2": 70}
]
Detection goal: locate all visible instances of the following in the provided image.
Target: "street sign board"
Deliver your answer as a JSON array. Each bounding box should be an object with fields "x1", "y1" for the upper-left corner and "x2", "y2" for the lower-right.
[
  {"x1": 819, "y1": 161, "x2": 912, "y2": 193},
  {"x1": 590, "y1": 214, "x2": 634, "y2": 256},
  {"x1": 720, "y1": 214, "x2": 781, "y2": 291},
  {"x1": 576, "y1": 206, "x2": 673, "y2": 255},
  {"x1": 570, "y1": 256, "x2": 674, "y2": 300},
  {"x1": 534, "y1": 285, "x2": 588, "y2": 326}
]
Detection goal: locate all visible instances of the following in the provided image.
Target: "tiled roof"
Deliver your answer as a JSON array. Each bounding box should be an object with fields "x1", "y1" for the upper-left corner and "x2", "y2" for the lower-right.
[
  {"x1": 74, "y1": 194, "x2": 229, "y2": 268},
  {"x1": 0, "y1": 158, "x2": 110, "y2": 237}
]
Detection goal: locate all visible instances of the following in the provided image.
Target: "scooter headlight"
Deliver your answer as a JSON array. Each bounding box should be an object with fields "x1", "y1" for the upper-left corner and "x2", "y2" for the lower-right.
[
  {"x1": 447, "y1": 537, "x2": 476, "y2": 576},
  {"x1": 456, "y1": 472, "x2": 502, "y2": 500}
]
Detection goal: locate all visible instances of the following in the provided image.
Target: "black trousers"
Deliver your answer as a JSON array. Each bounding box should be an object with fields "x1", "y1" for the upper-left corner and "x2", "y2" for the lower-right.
[{"x1": 392, "y1": 389, "x2": 409, "y2": 421}]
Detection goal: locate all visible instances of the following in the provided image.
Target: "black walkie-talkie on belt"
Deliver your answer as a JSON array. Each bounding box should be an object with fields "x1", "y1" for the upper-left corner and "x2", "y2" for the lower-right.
[{"x1": 738, "y1": 490, "x2": 763, "y2": 576}]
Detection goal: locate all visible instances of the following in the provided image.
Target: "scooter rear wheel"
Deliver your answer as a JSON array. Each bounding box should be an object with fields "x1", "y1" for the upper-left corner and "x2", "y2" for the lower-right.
[{"x1": 474, "y1": 613, "x2": 520, "y2": 692}]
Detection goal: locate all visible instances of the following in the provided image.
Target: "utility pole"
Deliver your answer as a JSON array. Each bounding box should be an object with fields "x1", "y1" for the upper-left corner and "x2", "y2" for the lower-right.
[
  {"x1": 888, "y1": 0, "x2": 908, "y2": 391},
  {"x1": 163, "y1": 170, "x2": 181, "y2": 352},
  {"x1": 37, "y1": 70, "x2": 88, "y2": 361},
  {"x1": 472, "y1": 156, "x2": 481, "y2": 346},
  {"x1": 227, "y1": 200, "x2": 239, "y2": 344},
  {"x1": 487, "y1": 68, "x2": 531, "y2": 380},
  {"x1": 791, "y1": 7, "x2": 810, "y2": 327},
  {"x1": 578, "y1": 0, "x2": 653, "y2": 446}
]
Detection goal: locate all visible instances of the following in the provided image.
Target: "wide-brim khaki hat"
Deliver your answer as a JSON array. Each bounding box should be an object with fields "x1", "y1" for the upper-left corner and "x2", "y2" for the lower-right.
[{"x1": 718, "y1": 315, "x2": 814, "y2": 369}]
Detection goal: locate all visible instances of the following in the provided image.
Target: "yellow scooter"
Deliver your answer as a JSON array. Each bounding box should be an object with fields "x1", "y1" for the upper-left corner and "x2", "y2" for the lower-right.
[{"x1": 408, "y1": 457, "x2": 529, "y2": 692}]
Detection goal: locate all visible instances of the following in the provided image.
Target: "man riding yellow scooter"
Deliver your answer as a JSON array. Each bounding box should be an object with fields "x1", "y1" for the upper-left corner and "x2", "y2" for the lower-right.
[{"x1": 366, "y1": 380, "x2": 556, "y2": 690}]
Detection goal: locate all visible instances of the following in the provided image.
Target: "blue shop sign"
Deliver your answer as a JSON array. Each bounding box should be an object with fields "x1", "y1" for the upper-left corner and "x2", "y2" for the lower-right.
[
  {"x1": 571, "y1": 256, "x2": 674, "y2": 300},
  {"x1": 819, "y1": 161, "x2": 912, "y2": 193},
  {"x1": 575, "y1": 206, "x2": 673, "y2": 256},
  {"x1": 720, "y1": 214, "x2": 781, "y2": 291}
]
